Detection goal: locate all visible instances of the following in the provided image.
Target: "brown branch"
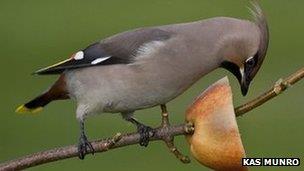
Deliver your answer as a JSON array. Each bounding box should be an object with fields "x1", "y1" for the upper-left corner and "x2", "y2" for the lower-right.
[
  {"x1": 1, "y1": 67, "x2": 304, "y2": 171},
  {"x1": 0, "y1": 124, "x2": 190, "y2": 171},
  {"x1": 235, "y1": 67, "x2": 304, "y2": 116},
  {"x1": 160, "y1": 104, "x2": 191, "y2": 163}
]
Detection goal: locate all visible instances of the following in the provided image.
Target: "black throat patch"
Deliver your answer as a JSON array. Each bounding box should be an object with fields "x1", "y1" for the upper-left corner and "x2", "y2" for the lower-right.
[{"x1": 220, "y1": 61, "x2": 241, "y2": 82}]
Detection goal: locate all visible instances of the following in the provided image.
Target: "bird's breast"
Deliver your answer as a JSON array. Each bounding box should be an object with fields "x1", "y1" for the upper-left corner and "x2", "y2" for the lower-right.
[{"x1": 65, "y1": 50, "x2": 210, "y2": 114}]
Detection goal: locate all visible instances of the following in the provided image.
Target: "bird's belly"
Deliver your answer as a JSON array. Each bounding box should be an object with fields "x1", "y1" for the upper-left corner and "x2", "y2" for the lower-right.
[
  {"x1": 67, "y1": 77, "x2": 188, "y2": 114},
  {"x1": 65, "y1": 64, "x2": 198, "y2": 115},
  {"x1": 94, "y1": 83, "x2": 182, "y2": 113}
]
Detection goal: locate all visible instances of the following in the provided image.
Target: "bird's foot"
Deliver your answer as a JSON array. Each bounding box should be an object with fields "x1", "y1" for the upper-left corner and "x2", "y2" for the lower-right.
[
  {"x1": 137, "y1": 124, "x2": 155, "y2": 147},
  {"x1": 78, "y1": 134, "x2": 95, "y2": 160}
]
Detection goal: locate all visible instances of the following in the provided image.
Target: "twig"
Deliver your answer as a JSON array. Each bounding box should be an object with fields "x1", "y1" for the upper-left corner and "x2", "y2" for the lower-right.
[
  {"x1": 1, "y1": 67, "x2": 304, "y2": 171},
  {"x1": 235, "y1": 67, "x2": 304, "y2": 116},
  {"x1": 0, "y1": 124, "x2": 189, "y2": 171},
  {"x1": 160, "y1": 104, "x2": 191, "y2": 163}
]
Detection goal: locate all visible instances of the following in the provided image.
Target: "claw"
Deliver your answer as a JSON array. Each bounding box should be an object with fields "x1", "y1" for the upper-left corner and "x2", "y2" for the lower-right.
[
  {"x1": 122, "y1": 115, "x2": 155, "y2": 147},
  {"x1": 78, "y1": 134, "x2": 95, "y2": 160},
  {"x1": 137, "y1": 124, "x2": 155, "y2": 147}
]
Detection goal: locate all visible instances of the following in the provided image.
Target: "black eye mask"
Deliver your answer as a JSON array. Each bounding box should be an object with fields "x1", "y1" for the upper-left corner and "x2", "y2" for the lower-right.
[
  {"x1": 220, "y1": 61, "x2": 242, "y2": 83},
  {"x1": 244, "y1": 54, "x2": 259, "y2": 81}
]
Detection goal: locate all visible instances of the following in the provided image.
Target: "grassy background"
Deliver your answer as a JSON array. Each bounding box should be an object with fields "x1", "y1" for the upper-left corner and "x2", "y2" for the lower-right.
[{"x1": 0, "y1": 0, "x2": 303, "y2": 170}]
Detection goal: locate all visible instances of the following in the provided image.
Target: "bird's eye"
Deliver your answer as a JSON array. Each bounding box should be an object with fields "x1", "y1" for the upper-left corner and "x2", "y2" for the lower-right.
[{"x1": 246, "y1": 56, "x2": 257, "y2": 68}]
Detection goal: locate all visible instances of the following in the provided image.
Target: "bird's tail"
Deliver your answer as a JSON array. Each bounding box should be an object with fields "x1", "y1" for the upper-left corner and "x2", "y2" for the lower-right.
[
  {"x1": 15, "y1": 75, "x2": 69, "y2": 114},
  {"x1": 16, "y1": 92, "x2": 53, "y2": 113}
]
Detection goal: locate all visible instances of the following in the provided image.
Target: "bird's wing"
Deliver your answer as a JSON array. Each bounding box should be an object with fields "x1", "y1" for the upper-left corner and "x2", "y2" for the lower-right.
[{"x1": 35, "y1": 28, "x2": 172, "y2": 75}]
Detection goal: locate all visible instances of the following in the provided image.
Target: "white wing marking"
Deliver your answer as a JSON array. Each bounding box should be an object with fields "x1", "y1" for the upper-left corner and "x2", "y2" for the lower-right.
[
  {"x1": 91, "y1": 56, "x2": 111, "y2": 65},
  {"x1": 74, "y1": 51, "x2": 84, "y2": 60}
]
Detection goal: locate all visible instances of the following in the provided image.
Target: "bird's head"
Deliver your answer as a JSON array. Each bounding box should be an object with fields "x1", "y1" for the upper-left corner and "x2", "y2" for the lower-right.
[{"x1": 220, "y1": 1, "x2": 269, "y2": 96}]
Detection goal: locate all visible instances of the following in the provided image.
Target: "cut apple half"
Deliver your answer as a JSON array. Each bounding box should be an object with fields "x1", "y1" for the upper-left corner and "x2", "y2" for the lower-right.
[{"x1": 185, "y1": 77, "x2": 247, "y2": 171}]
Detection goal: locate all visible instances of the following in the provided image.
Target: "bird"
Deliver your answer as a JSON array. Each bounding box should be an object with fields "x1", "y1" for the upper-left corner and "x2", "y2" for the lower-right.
[{"x1": 16, "y1": 1, "x2": 269, "y2": 159}]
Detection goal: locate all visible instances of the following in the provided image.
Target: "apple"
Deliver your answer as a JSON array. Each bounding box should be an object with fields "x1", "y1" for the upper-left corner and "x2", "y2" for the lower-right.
[{"x1": 185, "y1": 77, "x2": 247, "y2": 171}]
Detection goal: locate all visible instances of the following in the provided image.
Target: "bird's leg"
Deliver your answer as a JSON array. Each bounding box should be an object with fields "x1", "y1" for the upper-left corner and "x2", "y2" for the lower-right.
[
  {"x1": 77, "y1": 121, "x2": 95, "y2": 160},
  {"x1": 160, "y1": 104, "x2": 191, "y2": 163},
  {"x1": 123, "y1": 114, "x2": 155, "y2": 147}
]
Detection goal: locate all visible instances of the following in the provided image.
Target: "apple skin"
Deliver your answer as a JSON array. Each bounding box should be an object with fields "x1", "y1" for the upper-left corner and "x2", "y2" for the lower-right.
[{"x1": 185, "y1": 77, "x2": 247, "y2": 171}]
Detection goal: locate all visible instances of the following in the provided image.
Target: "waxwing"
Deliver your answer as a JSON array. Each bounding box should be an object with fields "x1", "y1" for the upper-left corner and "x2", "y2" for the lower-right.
[{"x1": 16, "y1": 1, "x2": 269, "y2": 159}]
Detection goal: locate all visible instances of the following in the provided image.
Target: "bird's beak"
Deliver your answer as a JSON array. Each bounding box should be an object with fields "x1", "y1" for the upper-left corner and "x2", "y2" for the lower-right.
[{"x1": 239, "y1": 67, "x2": 250, "y2": 96}]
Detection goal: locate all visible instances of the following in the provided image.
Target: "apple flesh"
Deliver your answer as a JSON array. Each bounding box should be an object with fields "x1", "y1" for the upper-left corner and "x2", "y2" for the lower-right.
[{"x1": 185, "y1": 77, "x2": 247, "y2": 171}]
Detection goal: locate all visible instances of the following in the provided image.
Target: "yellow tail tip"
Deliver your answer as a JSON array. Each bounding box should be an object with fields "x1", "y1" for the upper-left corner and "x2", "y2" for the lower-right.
[{"x1": 15, "y1": 105, "x2": 43, "y2": 114}]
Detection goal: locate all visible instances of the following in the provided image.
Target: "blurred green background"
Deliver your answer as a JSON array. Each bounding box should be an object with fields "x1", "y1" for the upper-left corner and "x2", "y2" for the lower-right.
[{"x1": 0, "y1": 0, "x2": 303, "y2": 170}]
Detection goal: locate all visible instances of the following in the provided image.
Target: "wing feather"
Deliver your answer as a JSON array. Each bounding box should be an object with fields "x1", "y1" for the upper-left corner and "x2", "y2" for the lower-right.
[{"x1": 35, "y1": 28, "x2": 172, "y2": 75}]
